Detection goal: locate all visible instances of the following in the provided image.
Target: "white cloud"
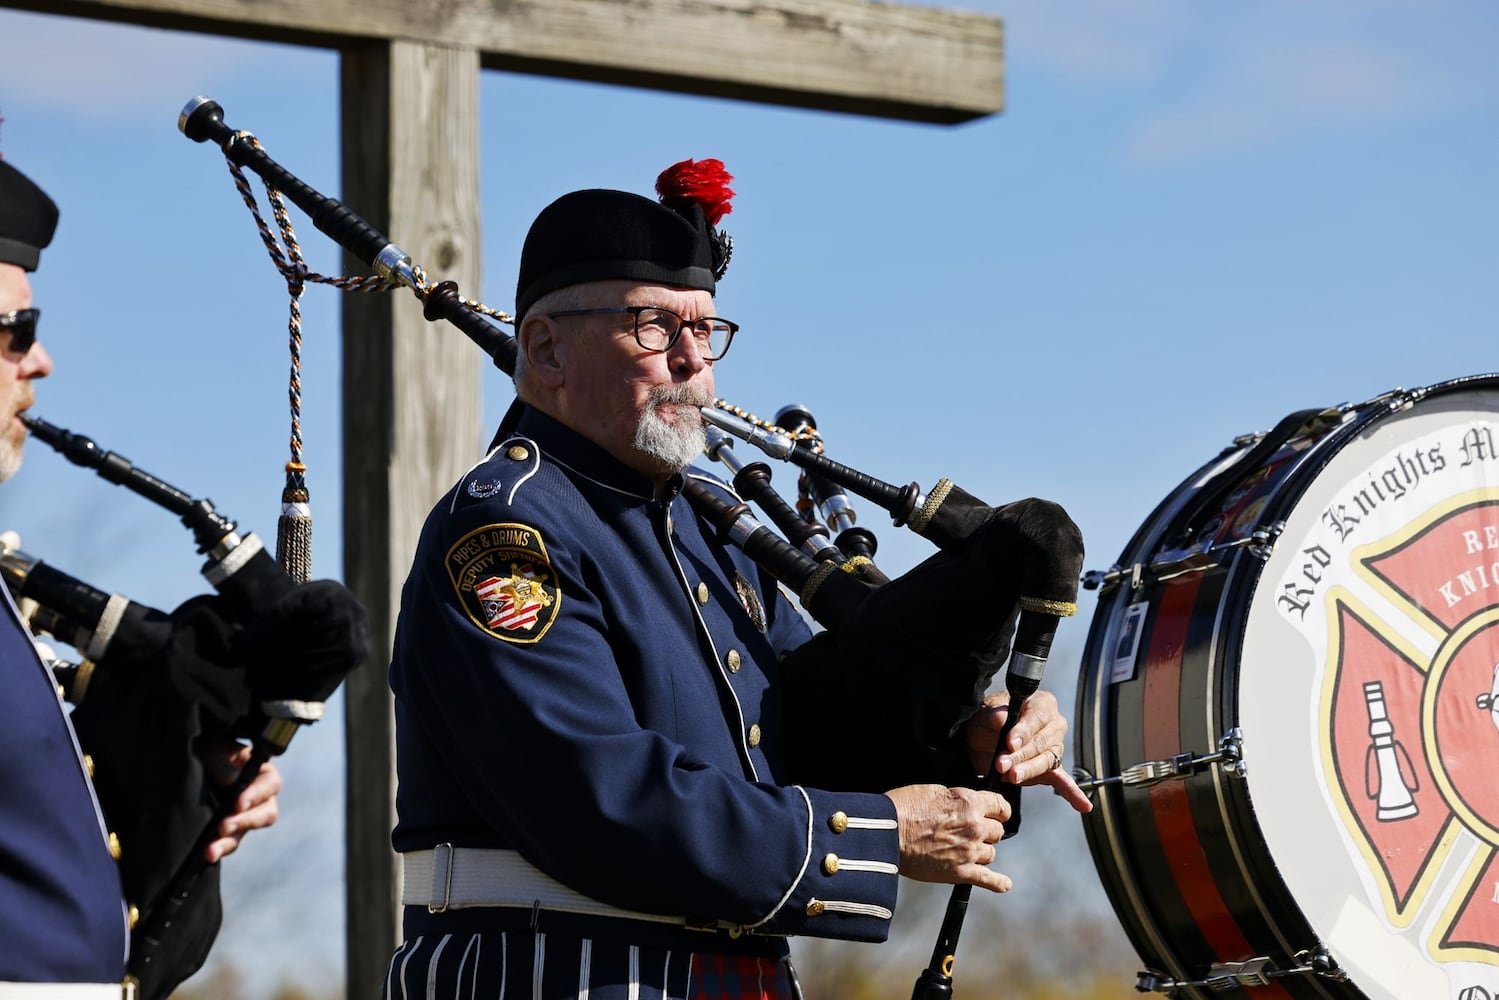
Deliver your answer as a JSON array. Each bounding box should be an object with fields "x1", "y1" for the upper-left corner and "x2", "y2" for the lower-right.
[
  {"x1": 1125, "y1": 16, "x2": 1495, "y2": 164},
  {"x1": 993, "y1": 0, "x2": 1191, "y2": 85},
  {"x1": 937, "y1": 0, "x2": 1499, "y2": 164},
  {"x1": 0, "y1": 9, "x2": 317, "y2": 124}
]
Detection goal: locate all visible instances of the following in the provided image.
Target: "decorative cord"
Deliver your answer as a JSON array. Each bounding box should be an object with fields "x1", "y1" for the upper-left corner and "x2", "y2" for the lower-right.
[
  {"x1": 223, "y1": 135, "x2": 404, "y2": 580},
  {"x1": 219, "y1": 135, "x2": 515, "y2": 579}
]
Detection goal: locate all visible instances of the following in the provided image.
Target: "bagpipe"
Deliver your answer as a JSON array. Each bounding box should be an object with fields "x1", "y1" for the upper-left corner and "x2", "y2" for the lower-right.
[
  {"x1": 173, "y1": 95, "x2": 1085, "y2": 998},
  {"x1": 5, "y1": 416, "x2": 370, "y2": 999},
  {"x1": 693, "y1": 406, "x2": 1082, "y2": 1000}
]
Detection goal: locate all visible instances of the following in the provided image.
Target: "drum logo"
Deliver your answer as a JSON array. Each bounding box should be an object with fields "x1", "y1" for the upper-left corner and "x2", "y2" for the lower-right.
[{"x1": 1323, "y1": 493, "x2": 1499, "y2": 964}]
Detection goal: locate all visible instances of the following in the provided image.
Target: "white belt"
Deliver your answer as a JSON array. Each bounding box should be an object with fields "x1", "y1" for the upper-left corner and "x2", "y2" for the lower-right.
[
  {"x1": 0, "y1": 984, "x2": 135, "y2": 999},
  {"x1": 402, "y1": 846, "x2": 754, "y2": 934}
]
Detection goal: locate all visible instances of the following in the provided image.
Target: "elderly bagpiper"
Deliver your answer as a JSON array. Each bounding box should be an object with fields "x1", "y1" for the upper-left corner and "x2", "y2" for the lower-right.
[{"x1": 385, "y1": 161, "x2": 1089, "y2": 999}]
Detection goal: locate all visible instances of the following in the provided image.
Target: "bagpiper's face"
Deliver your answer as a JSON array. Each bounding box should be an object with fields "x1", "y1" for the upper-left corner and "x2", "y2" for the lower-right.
[
  {"x1": 549, "y1": 281, "x2": 716, "y2": 479},
  {"x1": 0, "y1": 263, "x2": 51, "y2": 483}
]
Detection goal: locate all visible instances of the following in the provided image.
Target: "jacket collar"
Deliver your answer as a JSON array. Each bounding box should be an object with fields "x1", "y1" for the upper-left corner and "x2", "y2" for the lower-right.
[{"x1": 509, "y1": 404, "x2": 669, "y2": 500}]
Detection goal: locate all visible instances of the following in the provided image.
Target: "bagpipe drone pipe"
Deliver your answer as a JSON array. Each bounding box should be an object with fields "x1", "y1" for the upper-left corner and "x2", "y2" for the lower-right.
[
  {"x1": 175, "y1": 96, "x2": 1084, "y2": 996},
  {"x1": 6, "y1": 422, "x2": 370, "y2": 1000}
]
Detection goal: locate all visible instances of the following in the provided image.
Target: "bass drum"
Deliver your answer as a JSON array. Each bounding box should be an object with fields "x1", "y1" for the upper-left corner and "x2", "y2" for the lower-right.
[{"x1": 1076, "y1": 375, "x2": 1499, "y2": 1000}]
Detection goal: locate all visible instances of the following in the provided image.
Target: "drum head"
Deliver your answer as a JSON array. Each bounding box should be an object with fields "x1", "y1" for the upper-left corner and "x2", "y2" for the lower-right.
[{"x1": 1244, "y1": 377, "x2": 1499, "y2": 998}]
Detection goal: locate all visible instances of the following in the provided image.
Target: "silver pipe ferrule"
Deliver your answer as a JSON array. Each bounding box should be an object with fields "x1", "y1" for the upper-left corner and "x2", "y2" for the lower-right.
[
  {"x1": 728, "y1": 516, "x2": 765, "y2": 551},
  {"x1": 703, "y1": 428, "x2": 749, "y2": 475},
  {"x1": 1007, "y1": 650, "x2": 1048, "y2": 685},
  {"x1": 819, "y1": 494, "x2": 857, "y2": 533},
  {"x1": 376, "y1": 245, "x2": 418, "y2": 287},
  {"x1": 700, "y1": 408, "x2": 795, "y2": 460},
  {"x1": 1, "y1": 547, "x2": 38, "y2": 593}
]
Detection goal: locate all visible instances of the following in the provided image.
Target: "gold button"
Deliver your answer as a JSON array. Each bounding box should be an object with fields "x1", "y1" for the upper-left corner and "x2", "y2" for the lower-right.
[
  {"x1": 107, "y1": 833, "x2": 122, "y2": 861},
  {"x1": 806, "y1": 899, "x2": 826, "y2": 917},
  {"x1": 747, "y1": 723, "x2": 762, "y2": 748},
  {"x1": 829, "y1": 811, "x2": 848, "y2": 834},
  {"x1": 823, "y1": 853, "x2": 840, "y2": 875},
  {"x1": 726, "y1": 649, "x2": 742, "y2": 673},
  {"x1": 697, "y1": 582, "x2": 710, "y2": 604},
  {"x1": 507, "y1": 445, "x2": 530, "y2": 461},
  {"x1": 128, "y1": 904, "x2": 140, "y2": 930},
  {"x1": 83, "y1": 754, "x2": 95, "y2": 779}
]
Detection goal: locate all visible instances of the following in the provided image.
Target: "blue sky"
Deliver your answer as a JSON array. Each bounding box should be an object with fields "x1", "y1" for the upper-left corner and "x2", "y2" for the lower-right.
[{"x1": 2, "y1": 1, "x2": 1497, "y2": 995}]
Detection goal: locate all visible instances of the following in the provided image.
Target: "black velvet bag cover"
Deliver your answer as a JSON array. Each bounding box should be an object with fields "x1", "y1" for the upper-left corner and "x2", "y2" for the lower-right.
[
  {"x1": 67, "y1": 578, "x2": 368, "y2": 999},
  {"x1": 783, "y1": 497, "x2": 1084, "y2": 791},
  {"x1": 234, "y1": 577, "x2": 371, "y2": 710},
  {"x1": 68, "y1": 595, "x2": 249, "y2": 999}
]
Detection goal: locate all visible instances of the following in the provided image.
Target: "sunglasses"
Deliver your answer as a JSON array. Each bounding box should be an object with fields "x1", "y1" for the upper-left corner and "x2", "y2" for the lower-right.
[{"x1": 0, "y1": 309, "x2": 39, "y2": 354}]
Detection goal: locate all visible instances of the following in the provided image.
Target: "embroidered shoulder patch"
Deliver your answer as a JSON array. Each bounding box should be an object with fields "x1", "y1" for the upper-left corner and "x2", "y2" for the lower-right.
[{"x1": 446, "y1": 523, "x2": 560, "y2": 643}]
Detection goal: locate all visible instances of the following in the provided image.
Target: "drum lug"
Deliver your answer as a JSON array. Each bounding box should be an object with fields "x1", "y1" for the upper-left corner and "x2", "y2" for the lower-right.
[
  {"x1": 1363, "y1": 384, "x2": 1428, "y2": 413},
  {"x1": 1217, "y1": 520, "x2": 1285, "y2": 561},
  {"x1": 1074, "y1": 729, "x2": 1245, "y2": 794},
  {"x1": 1135, "y1": 947, "x2": 1347, "y2": 993}
]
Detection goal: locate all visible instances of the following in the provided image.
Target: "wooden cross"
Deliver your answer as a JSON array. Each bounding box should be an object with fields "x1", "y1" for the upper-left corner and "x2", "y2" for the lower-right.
[{"x1": 3, "y1": 0, "x2": 1003, "y2": 991}]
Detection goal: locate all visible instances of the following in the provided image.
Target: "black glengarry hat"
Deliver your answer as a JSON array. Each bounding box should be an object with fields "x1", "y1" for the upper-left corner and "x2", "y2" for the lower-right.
[
  {"x1": 0, "y1": 160, "x2": 59, "y2": 272},
  {"x1": 514, "y1": 159, "x2": 734, "y2": 322}
]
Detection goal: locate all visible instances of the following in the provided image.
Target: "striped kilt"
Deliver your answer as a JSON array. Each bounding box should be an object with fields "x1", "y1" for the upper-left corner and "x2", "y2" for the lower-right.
[{"x1": 384, "y1": 932, "x2": 802, "y2": 1000}]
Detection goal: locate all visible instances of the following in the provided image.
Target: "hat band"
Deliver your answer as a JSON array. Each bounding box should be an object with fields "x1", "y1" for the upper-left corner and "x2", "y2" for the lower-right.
[
  {"x1": 518, "y1": 260, "x2": 716, "y2": 321},
  {"x1": 0, "y1": 236, "x2": 42, "y2": 272}
]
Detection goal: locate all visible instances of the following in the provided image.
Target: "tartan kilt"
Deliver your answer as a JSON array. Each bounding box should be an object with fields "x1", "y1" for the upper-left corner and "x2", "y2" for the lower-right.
[{"x1": 384, "y1": 931, "x2": 802, "y2": 1000}]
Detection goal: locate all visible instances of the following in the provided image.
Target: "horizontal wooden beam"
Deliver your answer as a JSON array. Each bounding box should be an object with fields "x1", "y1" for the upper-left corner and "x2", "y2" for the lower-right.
[{"x1": 4, "y1": 0, "x2": 1002, "y2": 124}]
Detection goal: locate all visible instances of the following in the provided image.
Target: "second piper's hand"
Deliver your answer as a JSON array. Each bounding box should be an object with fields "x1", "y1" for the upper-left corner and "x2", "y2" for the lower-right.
[
  {"x1": 964, "y1": 690, "x2": 1092, "y2": 813},
  {"x1": 885, "y1": 785, "x2": 1014, "y2": 893},
  {"x1": 197, "y1": 739, "x2": 282, "y2": 863}
]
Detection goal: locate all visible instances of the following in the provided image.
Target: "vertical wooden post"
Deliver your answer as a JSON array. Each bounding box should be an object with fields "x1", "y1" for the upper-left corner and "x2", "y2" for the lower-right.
[{"x1": 339, "y1": 39, "x2": 483, "y2": 997}]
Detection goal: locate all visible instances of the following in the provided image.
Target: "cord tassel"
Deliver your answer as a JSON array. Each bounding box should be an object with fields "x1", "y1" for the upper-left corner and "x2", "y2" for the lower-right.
[{"x1": 276, "y1": 462, "x2": 312, "y2": 583}]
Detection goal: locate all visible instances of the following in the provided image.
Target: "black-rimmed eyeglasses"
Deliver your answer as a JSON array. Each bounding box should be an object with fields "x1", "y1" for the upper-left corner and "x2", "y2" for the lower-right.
[
  {"x1": 545, "y1": 306, "x2": 737, "y2": 361},
  {"x1": 0, "y1": 309, "x2": 39, "y2": 355}
]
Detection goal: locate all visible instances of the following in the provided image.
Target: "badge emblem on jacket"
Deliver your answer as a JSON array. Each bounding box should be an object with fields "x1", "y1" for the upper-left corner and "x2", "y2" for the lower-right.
[
  {"x1": 446, "y1": 523, "x2": 561, "y2": 642},
  {"x1": 734, "y1": 571, "x2": 767, "y2": 633}
]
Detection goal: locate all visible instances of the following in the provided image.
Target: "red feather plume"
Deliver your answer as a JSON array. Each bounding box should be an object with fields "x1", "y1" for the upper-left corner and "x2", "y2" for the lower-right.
[{"x1": 656, "y1": 158, "x2": 734, "y2": 227}]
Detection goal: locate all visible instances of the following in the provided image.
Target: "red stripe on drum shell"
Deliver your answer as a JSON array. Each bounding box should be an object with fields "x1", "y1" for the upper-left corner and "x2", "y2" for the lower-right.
[{"x1": 1142, "y1": 577, "x2": 1296, "y2": 997}]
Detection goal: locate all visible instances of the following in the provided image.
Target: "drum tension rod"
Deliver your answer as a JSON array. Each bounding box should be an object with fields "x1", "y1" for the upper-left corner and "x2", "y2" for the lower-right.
[
  {"x1": 1135, "y1": 947, "x2": 1347, "y2": 993},
  {"x1": 1073, "y1": 729, "x2": 1245, "y2": 795},
  {"x1": 1083, "y1": 523, "x2": 1285, "y2": 594}
]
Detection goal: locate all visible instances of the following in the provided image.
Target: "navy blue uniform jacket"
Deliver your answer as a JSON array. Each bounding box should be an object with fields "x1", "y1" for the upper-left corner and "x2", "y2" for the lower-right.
[
  {"x1": 0, "y1": 586, "x2": 127, "y2": 981},
  {"x1": 390, "y1": 406, "x2": 902, "y2": 949}
]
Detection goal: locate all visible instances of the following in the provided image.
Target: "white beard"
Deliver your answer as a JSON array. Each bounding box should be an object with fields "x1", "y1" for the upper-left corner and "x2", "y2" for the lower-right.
[
  {"x1": 0, "y1": 425, "x2": 22, "y2": 483},
  {"x1": 634, "y1": 385, "x2": 710, "y2": 472},
  {"x1": 1, "y1": 385, "x2": 33, "y2": 483}
]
